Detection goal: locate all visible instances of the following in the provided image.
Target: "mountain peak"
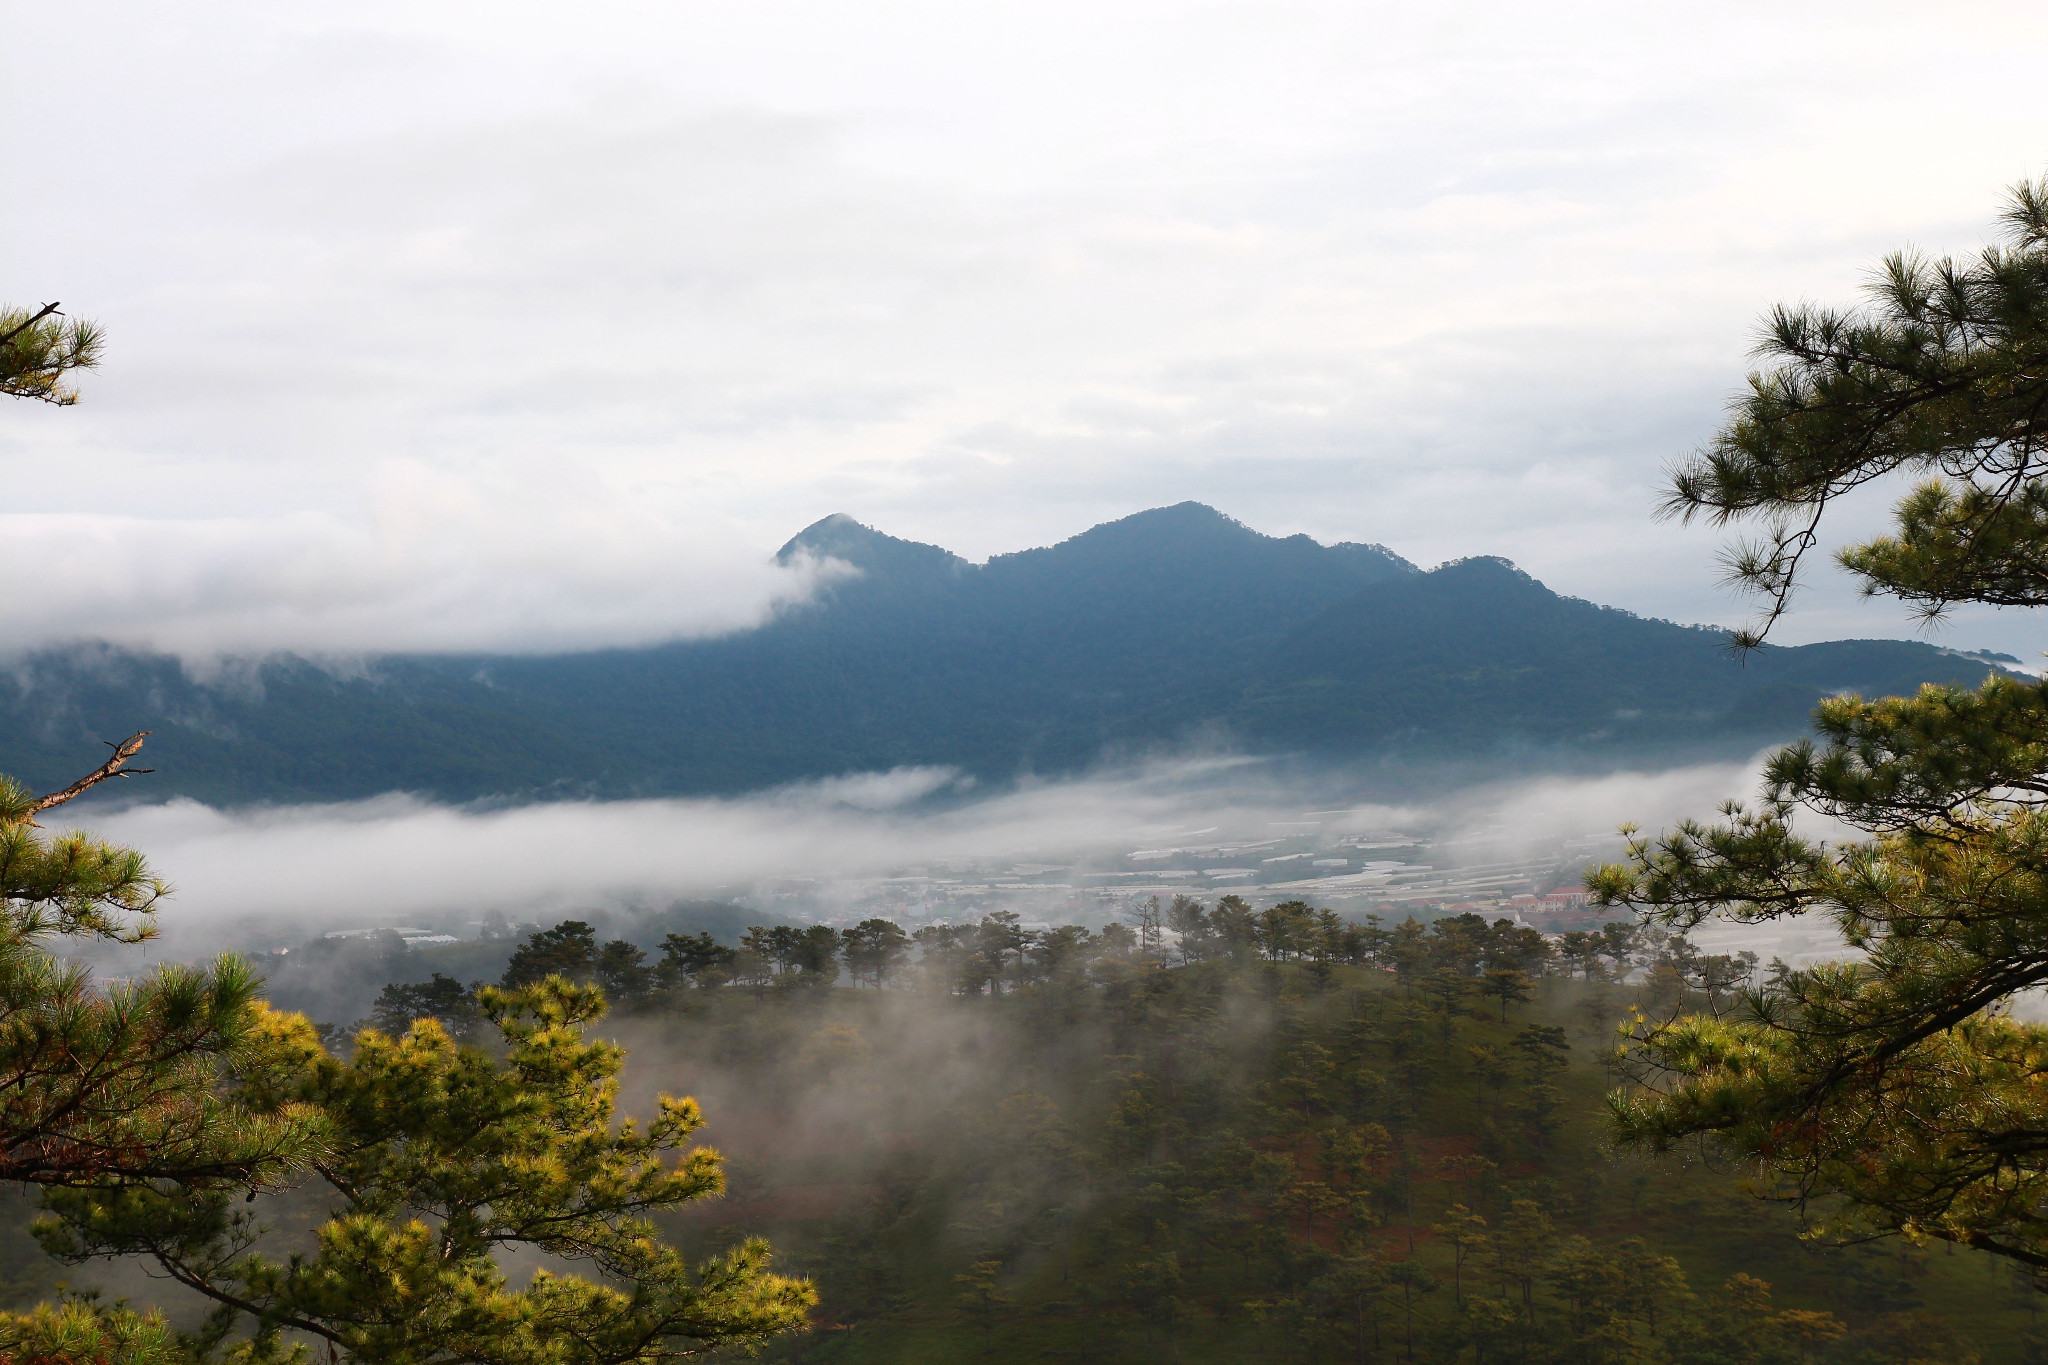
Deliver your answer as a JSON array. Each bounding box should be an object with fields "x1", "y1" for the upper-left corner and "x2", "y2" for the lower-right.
[
  {"x1": 1010, "y1": 503, "x2": 1416, "y2": 580},
  {"x1": 1056, "y1": 502, "x2": 1254, "y2": 549},
  {"x1": 776, "y1": 514, "x2": 967, "y2": 578},
  {"x1": 776, "y1": 513, "x2": 871, "y2": 561}
]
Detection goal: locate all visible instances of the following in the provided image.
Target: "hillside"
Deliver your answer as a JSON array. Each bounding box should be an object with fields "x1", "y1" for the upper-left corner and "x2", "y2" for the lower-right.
[
  {"x1": 16, "y1": 909, "x2": 2023, "y2": 1362},
  {"x1": 627, "y1": 939, "x2": 2025, "y2": 1363},
  {"x1": 0, "y1": 504, "x2": 2016, "y2": 804}
]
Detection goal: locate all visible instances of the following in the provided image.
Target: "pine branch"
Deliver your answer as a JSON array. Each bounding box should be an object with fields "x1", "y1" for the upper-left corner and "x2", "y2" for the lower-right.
[{"x1": 0, "y1": 303, "x2": 61, "y2": 351}]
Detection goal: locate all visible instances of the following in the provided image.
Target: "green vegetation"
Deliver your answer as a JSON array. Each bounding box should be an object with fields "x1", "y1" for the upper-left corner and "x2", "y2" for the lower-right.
[
  {"x1": 33, "y1": 977, "x2": 813, "y2": 1364},
  {"x1": 0, "y1": 739, "x2": 325, "y2": 1360},
  {"x1": 315, "y1": 902, "x2": 2036, "y2": 1362},
  {"x1": 0, "y1": 301, "x2": 101, "y2": 405},
  {"x1": 1593, "y1": 175, "x2": 2048, "y2": 1270},
  {"x1": 0, "y1": 743, "x2": 810, "y2": 1364}
]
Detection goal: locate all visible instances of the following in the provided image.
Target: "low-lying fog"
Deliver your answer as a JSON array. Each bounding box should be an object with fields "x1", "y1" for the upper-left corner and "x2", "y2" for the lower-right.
[{"x1": 62, "y1": 751, "x2": 1852, "y2": 972}]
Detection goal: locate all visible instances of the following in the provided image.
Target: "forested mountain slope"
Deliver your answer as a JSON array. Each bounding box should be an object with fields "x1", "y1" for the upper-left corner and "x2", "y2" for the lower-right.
[
  {"x1": 1235, "y1": 555, "x2": 2003, "y2": 759},
  {"x1": 0, "y1": 503, "x2": 2013, "y2": 804}
]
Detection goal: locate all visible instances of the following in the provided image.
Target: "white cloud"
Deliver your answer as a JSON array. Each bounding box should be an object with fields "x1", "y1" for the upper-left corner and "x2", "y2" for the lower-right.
[
  {"x1": 76, "y1": 752, "x2": 1775, "y2": 933},
  {"x1": 5, "y1": 2, "x2": 2048, "y2": 658},
  {"x1": 0, "y1": 470, "x2": 843, "y2": 658}
]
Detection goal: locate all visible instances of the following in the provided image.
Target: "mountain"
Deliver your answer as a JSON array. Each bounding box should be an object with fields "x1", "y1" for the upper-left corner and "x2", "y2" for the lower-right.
[
  {"x1": 0, "y1": 504, "x2": 2013, "y2": 805},
  {"x1": 1236, "y1": 555, "x2": 2004, "y2": 756}
]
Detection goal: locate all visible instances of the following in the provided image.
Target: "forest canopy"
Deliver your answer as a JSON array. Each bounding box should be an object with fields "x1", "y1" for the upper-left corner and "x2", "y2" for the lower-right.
[{"x1": 329, "y1": 903, "x2": 2030, "y2": 1363}]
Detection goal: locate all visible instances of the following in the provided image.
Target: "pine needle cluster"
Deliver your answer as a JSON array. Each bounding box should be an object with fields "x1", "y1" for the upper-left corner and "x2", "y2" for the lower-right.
[
  {"x1": 0, "y1": 304, "x2": 103, "y2": 406},
  {"x1": 1598, "y1": 174, "x2": 2048, "y2": 1272}
]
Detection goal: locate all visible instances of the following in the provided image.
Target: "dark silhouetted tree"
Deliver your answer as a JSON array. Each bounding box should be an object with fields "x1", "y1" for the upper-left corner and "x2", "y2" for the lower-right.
[
  {"x1": 659, "y1": 930, "x2": 737, "y2": 988},
  {"x1": 841, "y1": 918, "x2": 910, "y2": 987},
  {"x1": 502, "y1": 919, "x2": 597, "y2": 986},
  {"x1": 595, "y1": 938, "x2": 654, "y2": 1001},
  {"x1": 369, "y1": 972, "x2": 484, "y2": 1043}
]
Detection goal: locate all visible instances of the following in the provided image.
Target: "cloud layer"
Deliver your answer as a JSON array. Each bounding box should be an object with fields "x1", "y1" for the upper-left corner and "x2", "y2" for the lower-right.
[
  {"x1": 7, "y1": 3, "x2": 2048, "y2": 658},
  {"x1": 82, "y1": 754, "x2": 1775, "y2": 936},
  {"x1": 0, "y1": 488, "x2": 838, "y2": 658}
]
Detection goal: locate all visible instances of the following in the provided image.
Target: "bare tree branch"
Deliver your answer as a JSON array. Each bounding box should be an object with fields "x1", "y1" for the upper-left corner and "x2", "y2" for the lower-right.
[{"x1": 24, "y1": 733, "x2": 155, "y2": 823}]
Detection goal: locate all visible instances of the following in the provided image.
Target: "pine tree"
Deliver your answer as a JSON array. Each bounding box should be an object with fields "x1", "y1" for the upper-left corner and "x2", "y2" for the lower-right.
[
  {"x1": 1301, "y1": 1253, "x2": 1388, "y2": 1365},
  {"x1": 0, "y1": 739, "x2": 328, "y2": 1362},
  {"x1": 1165, "y1": 893, "x2": 1213, "y2": 963},
  {"x1": 0, "y1": 740, "x2": 323, "y2": 1192},
  {"x1": 1480, "y1": 968, "x2": 1532, "y2": 1022},
  {"x1": 1557, "y1": 930, "x2": 1605, "y2": 980},
  {"x1": 1488, "y1": 1199, "x2": 1553, "y2": 1326},
  {"x1": 34, "y1": 978, "x2": 815, "y2": 1362},
  {"x1": 1614, "y1": 1236, "x2": 1691, "y2": 1340},
  {"x1": 1209, "y1": 894, "x2": 1258, "y2": 958},
  {"x1": 368, "y1": 972, "x2": 484, "y2": 1042},
  {"x1": 840, "y1": 918, "x2": 910, "y2": 987},
  {"x1": 0, "y1": 302, "x2": 102, "y2": 404},
  {"x1": 952, "y1": 1258, "x2": 1008, "y2": 1355},
  {"x1": 658, "y1": 930, "x2": 737, "y2": 988},
  {"x1": 594, "y1": 938, "x2": 654, "y2": 1001},
  {"x1": 1593, "y1": 175, "x2": 2048, "y2": 1268},
  {"x1": 501, "y1": 918, "x2": 597, "y2": 986},
  {"x1": 795, "y1": 923, "x2": 844, "y2": 982},
  {"x1": 1432, "y1": 1204, "x2": 1490, "y2": 1306},
  {"x1": 1127, "y1": 897, "x2": 1165, "y2": 961},
  {"x1": 1383, "y1": 1259, "x2": 1437, "y2": 1363}
]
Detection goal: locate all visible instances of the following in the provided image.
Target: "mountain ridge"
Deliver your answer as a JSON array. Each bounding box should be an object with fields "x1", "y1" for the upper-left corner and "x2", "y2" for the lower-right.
[{"x1": 0, "y1": 504, "x2": 2012, "y2": 806}]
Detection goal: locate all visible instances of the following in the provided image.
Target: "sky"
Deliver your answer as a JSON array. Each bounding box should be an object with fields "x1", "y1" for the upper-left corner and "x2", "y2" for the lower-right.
[{"x1": 8, "y1": 2, "x2": 2048, "y2": 660}]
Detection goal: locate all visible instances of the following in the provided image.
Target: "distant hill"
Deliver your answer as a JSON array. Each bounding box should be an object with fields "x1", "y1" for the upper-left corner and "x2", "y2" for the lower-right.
[{"x1": 0, "y1": 503, "x2": 2014, "y2": 805}]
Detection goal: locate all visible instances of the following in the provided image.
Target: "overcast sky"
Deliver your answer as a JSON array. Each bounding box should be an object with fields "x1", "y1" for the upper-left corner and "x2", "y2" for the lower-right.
[{"x1": 8, "y1": 2, "x2": 2048, "y2": 660}]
